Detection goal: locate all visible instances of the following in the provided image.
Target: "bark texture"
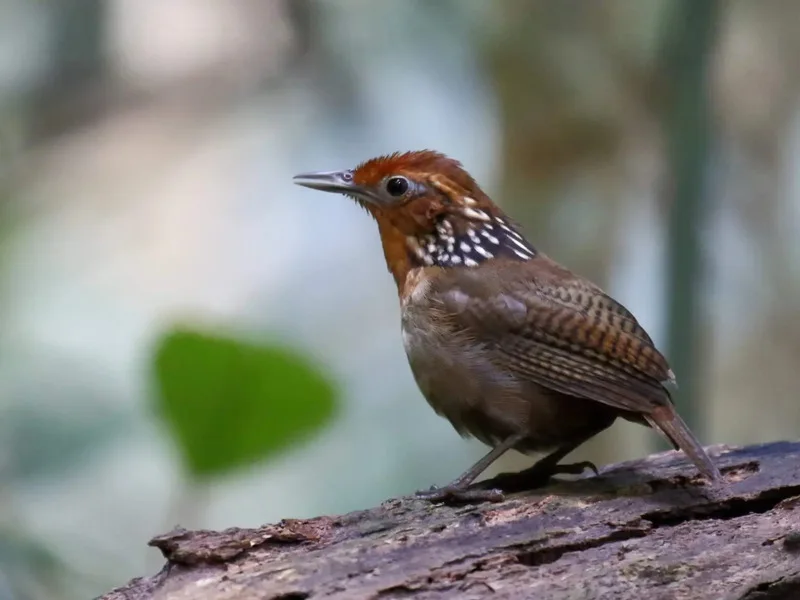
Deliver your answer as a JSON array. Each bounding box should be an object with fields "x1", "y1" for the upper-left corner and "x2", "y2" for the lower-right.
[{"x1": 101, "y1": 441, "x2": 800, "y2": 600}]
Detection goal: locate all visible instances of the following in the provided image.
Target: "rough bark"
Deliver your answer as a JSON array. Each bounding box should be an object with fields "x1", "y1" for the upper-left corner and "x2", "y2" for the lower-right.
[{"x1": 101, "y1": 441, "x2": 800, "y2": 600}]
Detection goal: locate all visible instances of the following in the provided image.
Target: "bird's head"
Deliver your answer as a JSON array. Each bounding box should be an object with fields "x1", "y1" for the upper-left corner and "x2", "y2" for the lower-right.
[{"x1": 293, "y1": 150, "x2": 536, "y2": 289}]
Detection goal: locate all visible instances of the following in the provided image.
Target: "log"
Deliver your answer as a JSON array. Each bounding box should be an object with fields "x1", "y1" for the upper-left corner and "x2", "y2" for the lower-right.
[{"x1": 101, "y1": 441, "x2": 800, "y2": 600}]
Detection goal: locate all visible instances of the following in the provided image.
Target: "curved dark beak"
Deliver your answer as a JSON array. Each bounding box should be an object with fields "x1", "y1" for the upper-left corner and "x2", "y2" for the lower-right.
[{"x1": 293, "y1": 170, "x2": 360, "y2": 195}]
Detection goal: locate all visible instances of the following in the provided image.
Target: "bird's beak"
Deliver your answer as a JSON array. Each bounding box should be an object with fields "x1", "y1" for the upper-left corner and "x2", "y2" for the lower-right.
[
  {"x1": 293, "y1": 170, "x2": 361, "y2": 195},
  {"x1": 294, "y1": 169, "x2": 383, "y2": 206}
]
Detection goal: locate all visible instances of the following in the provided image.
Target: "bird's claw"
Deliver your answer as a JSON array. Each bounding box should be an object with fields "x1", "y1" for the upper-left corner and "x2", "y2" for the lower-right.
[
  {"x1": 414, "y1": 485, "x2": 504, "y2": 505},
  {"x1": 483, "y1": 460, "x2": 601, "y2": 493},
  {"x1": 552, "y1": 460, "x2": 600, "y2": 477}
]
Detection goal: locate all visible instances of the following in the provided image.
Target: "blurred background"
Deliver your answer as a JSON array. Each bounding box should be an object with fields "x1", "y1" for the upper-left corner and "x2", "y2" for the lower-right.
[{"x1": 0, "y1": 0, "x2": 798, "y2": 598}]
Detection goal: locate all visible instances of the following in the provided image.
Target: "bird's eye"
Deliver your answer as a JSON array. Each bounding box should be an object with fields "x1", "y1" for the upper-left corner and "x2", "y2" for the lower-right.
[{"x1": 385, "y1": 176, "x2": 409, "y2": 197}]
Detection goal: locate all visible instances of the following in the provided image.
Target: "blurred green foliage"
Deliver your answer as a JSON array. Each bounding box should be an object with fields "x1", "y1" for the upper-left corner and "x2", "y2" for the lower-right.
[{"x1": 152, "y1": 327, "x2": 339, "y2": 480}]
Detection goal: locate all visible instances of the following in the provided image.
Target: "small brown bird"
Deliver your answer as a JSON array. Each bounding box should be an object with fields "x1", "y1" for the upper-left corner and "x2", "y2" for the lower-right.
[{"x1": 294, "y1": 150, "x2": 720, "y2": 503}]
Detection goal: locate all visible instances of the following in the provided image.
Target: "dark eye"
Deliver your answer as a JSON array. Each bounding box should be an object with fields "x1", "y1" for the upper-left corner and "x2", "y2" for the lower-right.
[{"x1": 385, "y1": 176, "x2": 409, "y2": 197}]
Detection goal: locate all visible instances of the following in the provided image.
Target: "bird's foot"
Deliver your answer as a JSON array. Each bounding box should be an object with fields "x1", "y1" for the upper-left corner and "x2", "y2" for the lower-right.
[
  {"x1": 485, "y1": 460, "x2": 600, "y2": 493},
  {"x1": 414, "y1": 484, "x2": 504, "y2": 505},
  {"x1": 551, "y1": 460, "x2": 600, "y2": 477}
]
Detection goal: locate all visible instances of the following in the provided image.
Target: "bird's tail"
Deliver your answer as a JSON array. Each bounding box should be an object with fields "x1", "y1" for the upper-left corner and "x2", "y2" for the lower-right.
[{"x1": 645, "y1": 405, "x2": 721, "y2": 482}]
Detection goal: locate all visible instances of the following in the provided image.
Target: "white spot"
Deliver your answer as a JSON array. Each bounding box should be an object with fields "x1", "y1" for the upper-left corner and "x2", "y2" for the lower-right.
[
  {"x1": 451, "y1": 255, "x2": 462, "y2": 264},
  {"x1": 464, "y1": 257, "x2": 478, "y2": 267},
  {"x1": 459, "y1": 241, "x2": 471, "y2": 253},
  {"x1": 447, "y1": 243, "x2": 454, "y2": 253},
  {"x1": 481, "y1": 230, "x2": 500, "y2": 244},
  {"x1": 423, "y1": 255, "x2": 434, "y2": 265},
  {"x1": 463, "y1": 196, "x2": 477, "y2": 206},
  {"x1": 512, "y1": 249, "x2": 531, "y2": 260},
  {"x1": 468, "y1": 230, "x2": 480, "y2": 243},
  {"x1": 509, "y1": 236, "x2": 533, "y2": 253},
  {"x1": 475, "y1": 246, "x2": 493, "y2": 258},
  {"x1": 462, "y1": 207, "x2": 491, "y2": 221}
]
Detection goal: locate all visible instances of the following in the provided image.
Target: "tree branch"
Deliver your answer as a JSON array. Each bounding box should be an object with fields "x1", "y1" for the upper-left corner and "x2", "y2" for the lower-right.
[{"x1": 101, "y1": 441, "x2": 800, "y2": 599}]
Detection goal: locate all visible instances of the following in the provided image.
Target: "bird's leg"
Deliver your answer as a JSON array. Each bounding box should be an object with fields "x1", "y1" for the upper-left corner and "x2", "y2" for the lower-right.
[
  {"x1": 415, "y1": 433, "x2": 526, "y2": 505},
  {"x1": 482, "y1": 437, "x2": 599, "y2": 493}
]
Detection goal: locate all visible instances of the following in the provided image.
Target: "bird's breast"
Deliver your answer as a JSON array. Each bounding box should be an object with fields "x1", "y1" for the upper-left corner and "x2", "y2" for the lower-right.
[{"x1": 399, "y1": 269, "x2": 530, "y2": 446}]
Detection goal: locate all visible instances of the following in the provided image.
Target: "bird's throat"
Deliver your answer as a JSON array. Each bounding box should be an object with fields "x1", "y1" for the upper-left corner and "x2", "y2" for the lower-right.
[{"x1": 405, "y1": 215, "x2": 537, "y2": 270}]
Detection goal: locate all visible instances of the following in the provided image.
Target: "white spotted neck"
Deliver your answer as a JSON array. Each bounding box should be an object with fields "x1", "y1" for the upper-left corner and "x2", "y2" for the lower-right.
[{"x1": 406, "y1": 210, "x2": 537, "y2": 269}]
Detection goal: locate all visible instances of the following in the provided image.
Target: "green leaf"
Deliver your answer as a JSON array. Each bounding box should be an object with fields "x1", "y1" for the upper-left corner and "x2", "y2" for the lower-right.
[{"x1": 151, "y1": 327, "x2": 338, "y2": 480}]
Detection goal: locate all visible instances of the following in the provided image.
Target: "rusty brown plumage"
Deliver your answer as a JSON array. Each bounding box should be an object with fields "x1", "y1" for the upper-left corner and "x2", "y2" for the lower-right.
[{"x1": 294, "y1": 150, "x2": 721, "y2": 503}]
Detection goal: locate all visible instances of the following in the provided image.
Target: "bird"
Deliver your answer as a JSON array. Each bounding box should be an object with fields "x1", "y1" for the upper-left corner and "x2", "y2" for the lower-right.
[{"x1": 293, "y1": 150, "x2": 721, "y2": 503}]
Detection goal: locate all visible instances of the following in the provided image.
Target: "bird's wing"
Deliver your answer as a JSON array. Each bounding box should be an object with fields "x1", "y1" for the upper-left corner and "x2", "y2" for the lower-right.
[
  {"x1": 431, "y1": 266, "x2": 672, "y2": 414},
  {"x1": 429, "y1": 263, "x2": 722, "y2": 482}
]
